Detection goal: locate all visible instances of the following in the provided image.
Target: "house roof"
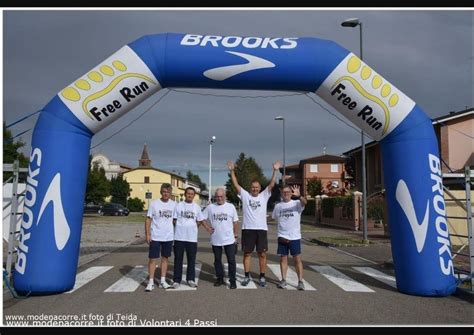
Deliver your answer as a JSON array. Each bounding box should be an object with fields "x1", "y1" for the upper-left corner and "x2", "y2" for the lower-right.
[
  {"x1": 300, "y1": 154, "x2": 347, "y2": 164},
  {"x1": 279, "y1": 155, "x2": 347, "y2": 173},
  {"x1": 123, "y1": 166, "x2": 185, "y2": 180},
  {"x1": 284, "y1": 164, "x2": 300, "y2": 170},
  {"x1": 432, "y1": 107, "x2": 473, "y2": 125}
]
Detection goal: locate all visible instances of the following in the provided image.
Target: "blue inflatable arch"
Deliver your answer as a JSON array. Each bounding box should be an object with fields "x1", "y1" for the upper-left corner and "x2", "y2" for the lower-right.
[{"x1": 14, "y1": 33, "x2": 456, "y2": 296}]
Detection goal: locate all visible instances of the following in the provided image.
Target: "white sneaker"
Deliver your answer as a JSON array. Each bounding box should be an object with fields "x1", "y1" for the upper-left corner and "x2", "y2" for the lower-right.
[
  {"x1": 159, "y1": 281, "x2": 171, "y2": 289},
  {"x1": 187, "y1": 280, "x2": 197, "y2": 288},
  {"x1": 145, "y1": 281, "x2": 154, "y2": 292},
  {"x1": 172, "y1": 282, "x2": 180, "y2": 289}
]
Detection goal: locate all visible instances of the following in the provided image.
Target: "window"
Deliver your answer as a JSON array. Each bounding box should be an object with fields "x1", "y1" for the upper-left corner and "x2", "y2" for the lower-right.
[
  {"x1": 331, "y1": 164, "x2": 339, "y2": 173},
  {"x1": 310, "y1": 164, "x2": 318, "y2": 173},
  {"x1": 144, "y1": 176, "x2": 150, "y2": 183}
]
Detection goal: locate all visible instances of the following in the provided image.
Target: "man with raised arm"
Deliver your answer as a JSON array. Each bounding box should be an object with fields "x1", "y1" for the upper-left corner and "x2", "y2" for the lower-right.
[{"x1": 227, "y1": 159, "x2": 281, "y2": 287}]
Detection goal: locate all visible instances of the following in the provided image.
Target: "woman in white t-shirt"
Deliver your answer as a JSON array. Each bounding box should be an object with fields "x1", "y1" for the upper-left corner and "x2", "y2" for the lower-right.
[{"x1": 272, "y1": 185, "x2": 307, "y2": 290}]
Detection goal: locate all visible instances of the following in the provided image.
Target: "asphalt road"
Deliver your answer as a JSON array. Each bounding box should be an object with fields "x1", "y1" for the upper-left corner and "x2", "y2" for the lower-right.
[{"x1": 3, "y1": 224, "x2": 472, "y2": 326}]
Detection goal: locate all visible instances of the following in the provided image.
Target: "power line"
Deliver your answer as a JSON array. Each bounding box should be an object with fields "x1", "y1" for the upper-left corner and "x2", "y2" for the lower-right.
[
  {"x1": 5, "y1": 110, "x2": 41, "y2": 129},
  {"x1": 90, "y1": 89, "x2": 171, "y2": 150},
  {"x1": 304, "y1": 92, "x2": 365, "y2": 136},
  {"x1": 169, "y1": 88, "x2": 305, "y2": 99}
]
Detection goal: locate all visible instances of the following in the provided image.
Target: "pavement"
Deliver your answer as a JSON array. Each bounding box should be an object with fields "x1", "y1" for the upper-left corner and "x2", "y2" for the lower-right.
[
  {"x1": 297, "y1": 216, "x2": 472, "y2": 303},
  {"x1": 3, "y1": 213, "x2": 472, "y2": 304}
]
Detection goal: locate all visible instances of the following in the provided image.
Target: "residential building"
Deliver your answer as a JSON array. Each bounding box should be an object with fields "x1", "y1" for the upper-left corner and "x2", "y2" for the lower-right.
[
  {"x1": 123, "y1": 144, "x2": 202, "y2": 210},
  {"x1": 280, "y1": 154, "x2": 351, "y2": 197},
  {"x1": 343, "y1": 108, "x2": 473, "y2": 245},
  {"x1": 343, "y1": 107, "x2": 473, "y2": 195},
  {"x1": 91, "y1": 153, "x2": 131, "y2": 180}
]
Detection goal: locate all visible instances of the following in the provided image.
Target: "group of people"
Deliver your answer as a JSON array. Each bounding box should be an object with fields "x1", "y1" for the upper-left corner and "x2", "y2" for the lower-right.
[{"x1": 144, "y1": 160, "x2": 307, "y2": 292}]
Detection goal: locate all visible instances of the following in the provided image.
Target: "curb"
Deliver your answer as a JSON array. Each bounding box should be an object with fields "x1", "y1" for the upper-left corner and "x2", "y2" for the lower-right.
[
  {"x1": 308, "y1": 237, "x2": 371, "y2": 248},
  {"x1": 454, "y1": 286, "x2": 473, "y2": 303}
]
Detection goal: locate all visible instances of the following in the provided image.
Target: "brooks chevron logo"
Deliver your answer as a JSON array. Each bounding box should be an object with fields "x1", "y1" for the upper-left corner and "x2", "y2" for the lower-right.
[
  {"x1": 60, "y1": 59, "x2": 156, "y2": 121},
  {"x1": 203, "y1": 51, "x2": 275, "y2": 81},
  {"x1": 16, "y1": 148, "x2": 42, "y2": 274},
  {"x1": 37, "y1": 173, "x2": 70, "y2": 251},
  {"x1": 396, "y1": 179, "x2": 429, "y2": 253}
]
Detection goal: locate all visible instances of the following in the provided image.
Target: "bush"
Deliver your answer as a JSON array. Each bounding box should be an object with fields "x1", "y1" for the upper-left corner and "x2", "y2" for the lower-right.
[
  {"x1": 302, "y1": 199, "x2": 315, "y2": 216},
  {"x1": 368, "y1": 200, "x2": 384, "y2": 221},
  {"x1": 322, "y1": 195, "x2": 353, "y2": 219},
  {"x1": 321, "y1": 198, "x2": 334, "y2": 218},
  {"x1": 128, "y1": 197, "x2": 145, "y2": 212}
]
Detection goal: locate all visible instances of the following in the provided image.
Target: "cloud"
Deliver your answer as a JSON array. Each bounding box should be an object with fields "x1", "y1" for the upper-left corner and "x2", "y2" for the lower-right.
[{"x1": 3, "y1": 9, "x2": 472, "y2": 187}]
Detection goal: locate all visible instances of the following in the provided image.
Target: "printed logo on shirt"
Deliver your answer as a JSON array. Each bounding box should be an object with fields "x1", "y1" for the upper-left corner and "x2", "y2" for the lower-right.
[
  {"x1": 213, "y1": 213, "x2": 229, "y2": 222},
  {"x1": 158, "y1": 210, "x2": 173, "y2": 219},
  {"x1": 248, "y1": 199, "x2": 261, "y2": 210},
  {"x1": 278, "y1": 208, "x2": 295, "y2": 219},
  {"x1": 179, "y1": 210, "x2": 196, "y2": 219}
]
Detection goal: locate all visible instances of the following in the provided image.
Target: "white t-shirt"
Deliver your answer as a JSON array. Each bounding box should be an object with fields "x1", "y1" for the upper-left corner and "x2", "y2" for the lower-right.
[
  {"x1": 272, "y1": 199, "x2": 305, "y2": 240},
  {"x1": 240, "y1": 188, "x2": 271, "y2": 231},
  {"x1": 147, "y1": 199, "x2": 176, "y2": 242},
  {"x1": 203, "y1": 202, "x2": 239, "y2": 246},
  {"x1": 173, "y1": 201, "x2": 204, "y2": 242}
]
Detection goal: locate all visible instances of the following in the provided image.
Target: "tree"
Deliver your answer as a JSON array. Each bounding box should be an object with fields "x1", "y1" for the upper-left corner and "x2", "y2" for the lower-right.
[
  {"x1": 307, "y1": 178, "x2": 322, "y2": 197},
  {"x1": 225, "y1": 153, "x2": 268, "y2": 205},
  {"x1": 3, "y1": 122, "x2": 29, "y2": 182},
  {"x1": 85, "y1": 156, "x2": 110, "y2": 204},
  {"x1": 110, "y1": 174, "x2": 131, "y2": 206},
  {"x1": 128, "y1": 197, "x2": 145, "y2": 212},
  {"x1": 186, "y1": 170, "x2": 207, "y2": 191}
]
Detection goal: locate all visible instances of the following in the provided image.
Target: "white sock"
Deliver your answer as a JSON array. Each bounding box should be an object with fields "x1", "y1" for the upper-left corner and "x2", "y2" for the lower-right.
[
  {"x1": 160, "y1": 277, "x2": 166, "y2": 283},
  {"x1": 148, "y1": 278, "x2": 153, "y2": 284}
]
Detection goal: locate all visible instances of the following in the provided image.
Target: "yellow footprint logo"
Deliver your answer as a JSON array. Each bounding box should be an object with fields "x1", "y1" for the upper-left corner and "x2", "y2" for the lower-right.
[
  {"x1": 331, "y1": 56, "x2": 399, "y2": 136},
  {"x1": 61, "y1": 60, "x2": 156, "y2": 119}
]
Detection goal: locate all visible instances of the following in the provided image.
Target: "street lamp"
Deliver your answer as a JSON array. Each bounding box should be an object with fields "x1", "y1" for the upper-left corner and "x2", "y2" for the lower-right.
[
  {"x1": 209, "y1": 135, "x2": 216, "y2": 204},
  {"x1": 274, "y1": 116, "x2": 286, "y2": 186},
  {"x1": 341, "y1": 17, "x2": 368, "y2": 243}
]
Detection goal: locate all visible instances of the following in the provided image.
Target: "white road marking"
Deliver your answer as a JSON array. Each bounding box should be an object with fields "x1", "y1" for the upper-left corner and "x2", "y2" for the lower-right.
[
  {"x1": 353, "y1": 267, "x2": 397, "y2": 289},
  {"x1": 104, "y1": 265, "x2": 148, "y2": 292},
  {"x1": 267, "y1": 264, "x2": 316, "y2": 291},
  {"x1": 169, "y1": 263, "x2": 202, "y2": 291},
  {"x1": 310, "y1": 265, "x2": 374, "y2": 292},
  {"x1": 66, "y1": 266, "x2": 114, "y2": 294},
  {"x1": 224, "y1": 263, "x2": 257, "y2": 289}
]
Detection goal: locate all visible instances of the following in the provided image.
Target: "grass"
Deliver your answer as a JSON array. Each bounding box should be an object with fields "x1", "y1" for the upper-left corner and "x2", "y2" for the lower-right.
[
  {"x1": 82, "y1": 213, "x2": 146, "y2": 224},
  {"x1": 312, "y1": 236, "x2": 372, "y2": 246}
]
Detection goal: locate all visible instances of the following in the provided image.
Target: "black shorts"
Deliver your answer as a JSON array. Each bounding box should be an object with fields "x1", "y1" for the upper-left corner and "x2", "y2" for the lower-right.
[
  {"x1": 241, "y1": 229, "x2": 268, "y2": 253},
  {"x1": 149, "y1": 240, "x2": 173, "y2": 259}
]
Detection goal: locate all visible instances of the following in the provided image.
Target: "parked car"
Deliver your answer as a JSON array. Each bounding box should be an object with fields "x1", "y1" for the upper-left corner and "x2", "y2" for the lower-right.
[
  {"x1": 83, "y1": 203, "x2": 103, "y2": 215},
  {"x1": 101, "y1": 203, "x2": 130, "y2": 216}
]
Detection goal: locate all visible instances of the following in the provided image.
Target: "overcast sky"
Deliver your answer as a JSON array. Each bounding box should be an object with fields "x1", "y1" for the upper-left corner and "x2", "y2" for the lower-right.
[{"x1": 3, "y1": 9, "x2": 473, "y2": 192}]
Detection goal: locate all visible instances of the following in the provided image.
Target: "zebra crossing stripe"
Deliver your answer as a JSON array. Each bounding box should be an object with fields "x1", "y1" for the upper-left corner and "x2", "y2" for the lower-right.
[
  {"x1": 224, "y1": 263, "x2": 257, "y2": 289},
  {"x1": 353, "y1": 267, "x2": 397, "y2": 289},
  {"x1": 66, "y1": 266, "x2": 114, "y2": 294},
  {"x1": 310, "y1": 265, "x2": 374, "y2": 292},
  {"x1": 169, "y1": 263, "x2": 202, "y2": 291},
  {"x1": 104, "y1": 265, "x2": 148, "y2": 292},
  {"x1": 267, "y1": 264, "x2": 316, "y2": 291}
]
